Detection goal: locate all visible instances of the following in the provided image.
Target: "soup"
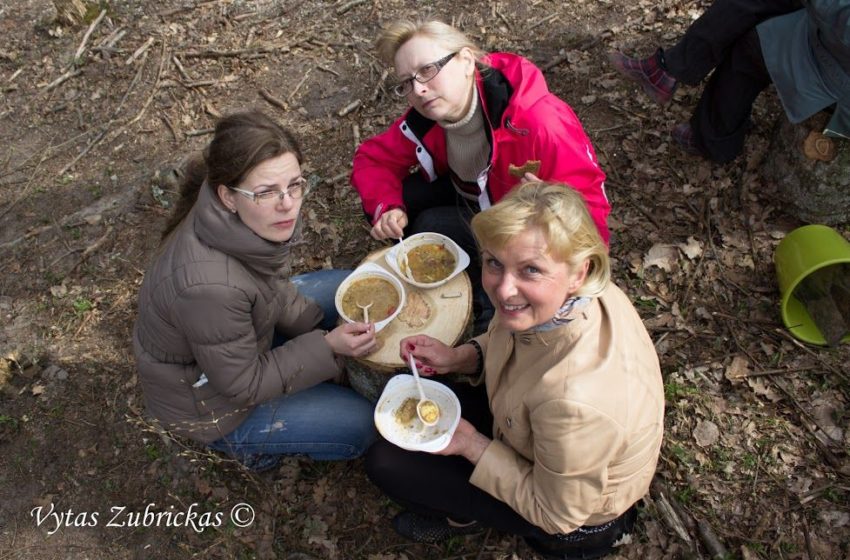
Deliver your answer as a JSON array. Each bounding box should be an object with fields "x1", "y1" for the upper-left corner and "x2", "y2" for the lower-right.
[
  {"x1": 407, "y1": 243, "x2": 456, "y2": 284},
  {"x1": 341, "y1": 277, "x2": 399, "y2": 322}
]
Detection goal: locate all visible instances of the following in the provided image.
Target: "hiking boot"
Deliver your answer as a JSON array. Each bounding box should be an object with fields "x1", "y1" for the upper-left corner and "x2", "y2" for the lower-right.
[
  {"x1": 609, "y1": 50, "x2": 677, "y2": 105},
  {"x1": 671, "y1": 122, "x2": 702, "y2": 156},
  {"x1": 392, "y1": 511, "x2": 482, "y2": 543}
]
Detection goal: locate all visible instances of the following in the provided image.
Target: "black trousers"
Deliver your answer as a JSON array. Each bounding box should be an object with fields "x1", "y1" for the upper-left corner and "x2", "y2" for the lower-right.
[
  {"x1": 402, "y1": 174, "x2": 494, "y2": 334},
  {"x1": 365, "y1": 381, "x2": 545, "y2": 535},
  {"x1": 663, "y1": 0, "x2": 802, "y2": 162},
  {"x1": 365, "y1": 380, "x2": 637, "y2": 550}
]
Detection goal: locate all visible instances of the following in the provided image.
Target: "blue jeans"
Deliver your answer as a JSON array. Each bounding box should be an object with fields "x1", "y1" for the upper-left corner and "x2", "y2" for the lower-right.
[{"x1": 208, "y1": 269, "x2": 377, "y2": 469}]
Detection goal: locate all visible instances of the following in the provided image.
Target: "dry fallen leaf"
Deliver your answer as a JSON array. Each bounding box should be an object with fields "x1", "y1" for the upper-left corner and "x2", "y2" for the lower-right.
[
  {"x1": 678, "y1": 236, "x2": 703, "y2": 260},
  {"x1": 643, "y1": 243, "x2": 678, "y2": 272},
  {"x1": 724, "y1": 355, "x2": 750, "y2": 382},
  {"x1": 693, "y1": 419, "x2": 720, "y2": 447},
  {"x1": 31, "y1": 384, "x2": 46, "y2": 396}
]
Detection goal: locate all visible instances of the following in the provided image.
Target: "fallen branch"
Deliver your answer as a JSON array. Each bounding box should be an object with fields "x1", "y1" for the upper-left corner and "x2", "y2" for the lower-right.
[
  {"x1": 287, "y1": 68, "x2": 312, "y2": 102},
  {"x1": 73, "y1": 8, "x2": 107, "y2": 64},
  {"x1": 185, "y1": 128, "x2": 215, "y2": 137},
  {"x1": 70, "y1": 225, "x2": 114, "y2": 273},
  {"x1": 542, "y1": 37, "x2": 603, "y2": 72},
  {"x1": 336, "y1": 0, "x2": 367, "y2": 15},
  {"x1": 259, "y1": 88, "x2": 289, "y2": 111},
  {"x1": 43, "y1": 69, "x2": 82, "y2": 91},
  {"x1": 125, "y1": 37, "x2": 155, "y2": 66},
  {"x1": 371, "y1": 68, "x2": 388, "y2": 101},
  {"x1": 695, "y1": 518, "x2": 728, "y2": 559},
  {"x1": 338, "y1": 99, "x2": 361, "y2": 117},
  {"x1": 179, "y1": 44, "x2": 290, "y2": 59}
]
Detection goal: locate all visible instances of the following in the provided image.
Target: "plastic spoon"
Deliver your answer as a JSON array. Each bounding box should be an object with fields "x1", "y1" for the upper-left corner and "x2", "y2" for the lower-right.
[
  {"x1": 356, "y1": 300, "x2": 373, "y2": 323},
  {"x1": 408, "y1": 353, "x2": 440, "y2": 426},
  {"x1": 396, "y1": 236, "x2": 413, "y2": 281}
]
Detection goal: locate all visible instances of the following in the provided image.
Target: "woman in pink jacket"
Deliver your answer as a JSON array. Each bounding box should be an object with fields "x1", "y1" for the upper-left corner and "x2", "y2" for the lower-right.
[
  {"x1": 366, "y1": 182, "x2": 663, "y2": 560},
  {"x1": 351, "y1": 19, "x2": 610, "y2": 333}
]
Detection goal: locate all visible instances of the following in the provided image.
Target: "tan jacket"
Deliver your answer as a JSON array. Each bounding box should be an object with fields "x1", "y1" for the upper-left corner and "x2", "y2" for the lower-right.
[
  {"x1": 469, "y1": 283, "x2": 664, "y2": 535},
  {"x1": 133, "y1": 185, "x2": 341, "y2": 443}
]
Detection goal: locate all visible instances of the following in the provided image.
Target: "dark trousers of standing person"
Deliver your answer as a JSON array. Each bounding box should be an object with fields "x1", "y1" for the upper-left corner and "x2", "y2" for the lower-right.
[
  {"x1": 661, "y1": 0, "x2": 802, "y2": 162},
  {"x1": 401, "y1": 173, "x2": 494, "y2": 335},
  {"x1": 365, "y1": 380, "x2": 638, "y2": 558}
]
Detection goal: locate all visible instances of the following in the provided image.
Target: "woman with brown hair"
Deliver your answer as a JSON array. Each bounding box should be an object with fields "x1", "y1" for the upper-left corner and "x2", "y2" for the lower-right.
[{"x1": 133, "y1": 110, "x2": 376, "y2": 470}]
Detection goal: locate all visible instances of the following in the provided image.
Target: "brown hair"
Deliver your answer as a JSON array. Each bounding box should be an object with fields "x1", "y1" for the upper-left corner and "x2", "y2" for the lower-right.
[
  {"x1": 161, "y1": 110, "x2": 303, "y2": 240},
  {"x1": 471, "y1": 181, "x2": 610, "y2": 297}
]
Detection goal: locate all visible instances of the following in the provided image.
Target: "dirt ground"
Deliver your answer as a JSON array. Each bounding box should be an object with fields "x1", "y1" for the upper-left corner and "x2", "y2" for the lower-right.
[{"x1": 1, "y1": 1, "x2": 848, "y2": 559}]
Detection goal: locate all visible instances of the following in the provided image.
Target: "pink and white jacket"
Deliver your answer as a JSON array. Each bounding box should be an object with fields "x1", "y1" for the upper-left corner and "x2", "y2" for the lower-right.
[{"x1": 351, "y1": 52, "x2": 610, "y2": 243}]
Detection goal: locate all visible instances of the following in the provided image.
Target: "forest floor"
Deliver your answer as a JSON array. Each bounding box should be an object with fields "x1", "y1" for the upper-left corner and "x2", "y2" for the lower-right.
[{"x1": 0, "y1": 1, "x2": 848, "y2": 559}]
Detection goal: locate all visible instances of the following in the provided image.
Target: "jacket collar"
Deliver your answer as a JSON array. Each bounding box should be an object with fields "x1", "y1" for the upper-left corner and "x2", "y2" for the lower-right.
[{"x1": 192, "y1": 183, "x2": 299, "y2": 277}]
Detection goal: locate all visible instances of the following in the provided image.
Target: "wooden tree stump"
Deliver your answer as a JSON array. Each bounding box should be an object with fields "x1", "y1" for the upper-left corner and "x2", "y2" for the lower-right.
[{"x1": 762, "y1": 112, "x2": 850, "y2": 225}]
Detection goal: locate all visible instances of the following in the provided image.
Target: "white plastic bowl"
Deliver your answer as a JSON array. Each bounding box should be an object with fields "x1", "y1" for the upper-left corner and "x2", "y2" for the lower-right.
[
  {"x1": 335, "y1": 263, "x2": 405, "y2": 333},
  {"x1": 374, "y1": 374, "x2": 461, "y2": 452},
  {"x1": 385, "y1": 232, "x2": 471, "y2": 289}
]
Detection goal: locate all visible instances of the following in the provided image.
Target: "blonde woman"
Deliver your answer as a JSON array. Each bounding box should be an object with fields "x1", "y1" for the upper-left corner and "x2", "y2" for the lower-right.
[
  {"x1": 366, "y1": 182, "x2": 663, "y2": 559},
  {"x1": 351, "y1": 19, "x2": 610, "y2": 333}
]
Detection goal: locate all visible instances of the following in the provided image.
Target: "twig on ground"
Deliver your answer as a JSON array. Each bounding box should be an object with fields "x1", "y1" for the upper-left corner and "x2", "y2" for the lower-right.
[
  {"x1": 371, "y1": 68, "x2": 388, "y2": 101},
  {"x1": 73, "y1": 9, "x2": 107, "y2": 64},
  {"x1": 70, "y1": 225, "x2": 114, "y2": 273},
  {"x1": 652, "y1": 489, "x2": 697, "y2": 551},
  {"x1": 179, "y1": 44, "x2": 290, "y2": 59},
  {"x1": 160, "y1": 115, "x2": 178, "y2": 142},
  {"x1": 529, "y1": 13, "x2": 558, "y2": 31},
  {"x1": 124, "y1": 42, "x2": 168, "y2": 128},
  {"x1": 338, "y1": 99, "x2": 361, "y2": 117},
  {"x1": 475, "y1": 529, "x2": 492, "y2": 560},
  {"x1": 259, "y1": 88, "x2": 289, "y2": 111},
  {"x1": 287, "y1": 67, "x2": 312, "y2": 102},
  {"x1": 43, "y1": 69, "x2": 82, "y2": 91},
  {"x1": 57, "y1": 129, "x2": 108, "y2": 177},
  {"x1": 541, "y1": 37, "x2": 602, "y2": 72},
  {"x1": 336, "y1": 0, "x2": 367, "y2": 15},
  {"x1": 316, "y1": 64, "x2": 341, "y2": 77},
  {"x1": 695, "y1": 518, "x2": 728, "y2": 559},
  {"x1": 494, "y1": 6, "x2": 512, "y2": 30},
  {"x1": 185, "y1": 128, "x2": 215, "y2": 137},
  {"x1": 171, "y1": 54, "x2": 192, "y2": 81},
  {"x1": 125, "y1": 37, "x2": 155, "y2": 66}
]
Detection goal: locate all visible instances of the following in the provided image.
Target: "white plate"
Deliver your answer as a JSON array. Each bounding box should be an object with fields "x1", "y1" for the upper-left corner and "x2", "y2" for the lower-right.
[
  {"x1": 385, "y1": 232, "x2": 471, "y2": 289},
  {"x1": 374, "y1": 374, "x2": 461, "y2": 452},
  {"x1": 334, "y1": 263, "x2": 405, "y2": 332}
]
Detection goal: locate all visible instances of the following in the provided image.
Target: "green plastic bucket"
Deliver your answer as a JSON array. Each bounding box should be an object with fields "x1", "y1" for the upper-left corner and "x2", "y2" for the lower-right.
[{"x1": 774, "y1": 225, "x2": 850, "y2": 345}]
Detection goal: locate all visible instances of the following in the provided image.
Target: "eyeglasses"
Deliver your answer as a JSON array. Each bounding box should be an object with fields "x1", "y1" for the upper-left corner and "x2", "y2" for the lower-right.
[
  {"x1": 392, "y1": 52, "x2": 458, "y2": 97},
  {"x1": 227, "y1": 177, "x2": 311, "y2": 205}
]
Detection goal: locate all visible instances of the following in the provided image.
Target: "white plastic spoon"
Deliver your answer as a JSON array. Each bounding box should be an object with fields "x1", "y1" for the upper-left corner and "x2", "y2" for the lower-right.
[
  {"x1": 408, "y1": 353, "x2": 440, "y2": 426},
  {"x1": 356, "y1": 300, "x2": 373, "y2": 323}
]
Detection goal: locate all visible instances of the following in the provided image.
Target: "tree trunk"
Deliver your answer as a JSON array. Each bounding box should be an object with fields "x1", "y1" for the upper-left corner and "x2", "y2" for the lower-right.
[{"x1": 762, "y1": 112, "x2": 850, "y2": 225}]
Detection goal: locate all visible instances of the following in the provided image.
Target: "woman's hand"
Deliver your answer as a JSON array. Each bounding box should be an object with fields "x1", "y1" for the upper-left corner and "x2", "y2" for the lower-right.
[
  {"x1": 522, "y1": 171, "x2": 541, "y2": 183},
  {"x1": 371, "y1": 208, "x2": 408, "y2": 240},
  {"x1": 325, "y1": 322, "x2": 376, "y2": 357},
  {"x1": 433, "y1": 418, "x2": 490, "y2": 464},
  {"x1": 400, "y1": 335, "x2": 455, "y2": 376}
]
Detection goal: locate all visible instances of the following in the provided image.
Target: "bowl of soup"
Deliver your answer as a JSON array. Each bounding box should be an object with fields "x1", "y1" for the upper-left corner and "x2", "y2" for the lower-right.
[
  {"x1": 374, "y1": 374, "x2": 461, "y2": 452},
  {"x1": 385, "y1": 232, "x2": 470, "y2": 289},
  {"x1": 335, "y1": 263, "x2": 405, "y2": 332}
]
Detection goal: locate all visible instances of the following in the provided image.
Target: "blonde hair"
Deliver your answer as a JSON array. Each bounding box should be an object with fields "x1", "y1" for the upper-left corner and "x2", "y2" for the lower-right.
[
  {"x1": 375, "y1": 19, "x2": 486, "y2": 66},
  {"x1": 471, "y1": 182, "x2": 610, "y2": 297}
]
